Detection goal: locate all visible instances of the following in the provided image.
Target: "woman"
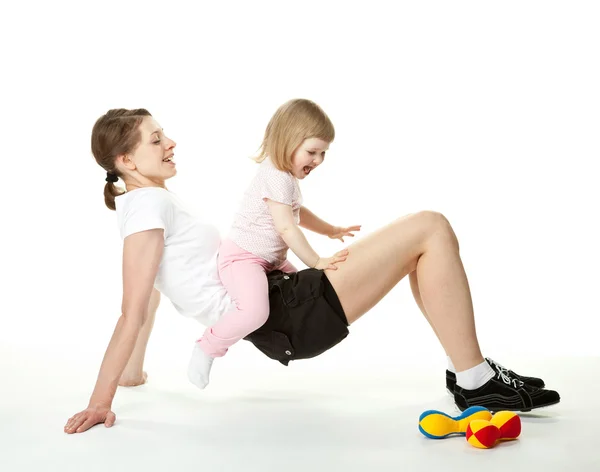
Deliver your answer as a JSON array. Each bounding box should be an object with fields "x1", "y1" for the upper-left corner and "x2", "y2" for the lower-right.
[{"x1": 64, "y1": 108, "x2": 560, "y2": 434}]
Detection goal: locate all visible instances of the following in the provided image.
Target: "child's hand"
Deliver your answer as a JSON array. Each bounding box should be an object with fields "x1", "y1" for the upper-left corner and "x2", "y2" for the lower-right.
[
  {"x1": 314, "y1": 249, "x2": 349, "y2": 270},
  {"x1": 328, "y1": 225, "x2": 361, "y2": 242}
]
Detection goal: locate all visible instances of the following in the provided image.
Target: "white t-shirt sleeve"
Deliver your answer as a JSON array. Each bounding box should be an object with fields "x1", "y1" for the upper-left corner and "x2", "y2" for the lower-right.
[
  {"x1": 259, "y1": 167, "x2": 296, "y2": 206},
  {"x1": 121, "y1": 189, "x2": 173, "y2": 239}
]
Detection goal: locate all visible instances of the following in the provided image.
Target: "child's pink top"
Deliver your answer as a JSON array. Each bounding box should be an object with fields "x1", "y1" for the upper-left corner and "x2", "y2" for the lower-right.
[{"x1": 228, "y1": 157, "x2": 303, "y2": 266}]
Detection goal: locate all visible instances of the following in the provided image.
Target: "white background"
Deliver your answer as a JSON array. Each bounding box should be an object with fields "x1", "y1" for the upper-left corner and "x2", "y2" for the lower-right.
[{"x1": 1, "y1": 0, "x2": 598, "y2": 377}]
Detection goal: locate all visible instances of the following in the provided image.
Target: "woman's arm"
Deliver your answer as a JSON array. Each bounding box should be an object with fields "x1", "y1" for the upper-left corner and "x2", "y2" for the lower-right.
[
  {"x1": 119, "y1": 288, "x2": 160, "y2": 386},
  {"x1": 64, "y1": 229, "x2": 164, "y2": 434}
]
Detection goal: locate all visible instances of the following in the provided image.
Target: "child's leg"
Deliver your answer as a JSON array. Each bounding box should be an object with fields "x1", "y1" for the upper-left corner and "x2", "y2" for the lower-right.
[
  {"x1": 198, "y1": 258, "x2": 270, "y2": 357},
  {"x1": 277, "y1": 260, "x2": 298, "y2": 273}
]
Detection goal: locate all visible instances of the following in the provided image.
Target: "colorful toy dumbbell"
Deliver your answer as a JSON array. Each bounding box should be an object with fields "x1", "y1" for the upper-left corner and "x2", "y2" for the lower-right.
[
  {"x1": 466, "y1": 411, "x2": 522, "y2": 449},
  {"x1": 419, "y1": 406, "x2": 492, "y2": 439}
]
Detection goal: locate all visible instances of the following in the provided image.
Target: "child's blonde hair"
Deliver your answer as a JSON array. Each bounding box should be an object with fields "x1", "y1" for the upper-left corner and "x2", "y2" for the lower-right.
[{"x1": 254, "y1": 99, "x2": 335, "y2": 172}]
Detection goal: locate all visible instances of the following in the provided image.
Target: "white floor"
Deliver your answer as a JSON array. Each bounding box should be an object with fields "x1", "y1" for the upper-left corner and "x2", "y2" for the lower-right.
[{"x1": 1, "y1": 345, "x2": 596, "y2": 472}]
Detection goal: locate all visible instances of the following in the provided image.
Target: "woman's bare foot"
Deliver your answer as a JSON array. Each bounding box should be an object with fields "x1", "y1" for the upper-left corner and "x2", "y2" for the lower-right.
[{"x1": 118, "y1": 371, "x2": 148, "y2": 387}]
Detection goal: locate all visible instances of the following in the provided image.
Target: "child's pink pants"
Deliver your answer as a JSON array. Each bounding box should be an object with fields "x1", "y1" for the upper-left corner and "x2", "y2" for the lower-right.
[{"x1": 197, "y1": 239, "x2": 297, "y2": 357}]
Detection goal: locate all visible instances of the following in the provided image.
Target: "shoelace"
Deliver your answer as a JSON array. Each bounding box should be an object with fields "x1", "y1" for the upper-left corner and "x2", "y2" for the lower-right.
[
  {"x1": 488, "y1": 358, "x2": 524, "y2": 388},
  {"x1": 487, "y1": 357, "x2": 507, "y2": 370}
]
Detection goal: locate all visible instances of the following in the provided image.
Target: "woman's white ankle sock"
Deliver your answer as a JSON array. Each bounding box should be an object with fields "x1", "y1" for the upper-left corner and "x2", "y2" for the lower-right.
[{"x1": 456, "y1": 360, "x2": 495, "y2": 390}]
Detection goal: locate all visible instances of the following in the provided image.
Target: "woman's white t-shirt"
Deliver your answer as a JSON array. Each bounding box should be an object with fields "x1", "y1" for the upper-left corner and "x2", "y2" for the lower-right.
[{"x1": 115, "y1": 187, "x2": 234, "y2": 326}]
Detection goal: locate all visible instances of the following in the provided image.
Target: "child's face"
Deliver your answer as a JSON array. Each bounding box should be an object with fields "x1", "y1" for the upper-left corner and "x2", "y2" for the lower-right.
[{"x1": 291, "y1": 137, "x2": 330, "y2": 180}]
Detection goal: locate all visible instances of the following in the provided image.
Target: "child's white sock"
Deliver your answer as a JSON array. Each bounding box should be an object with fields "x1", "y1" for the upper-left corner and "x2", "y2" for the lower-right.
[
  {"x1": 187, "y1": 342, "x2": 215, "y2": 389},
  {"x1": 456, "y1": 360, "x2": 495, "y2": 390},
  {"x1": 447, "y1": 356, "x2": 456, "y2": 373}
]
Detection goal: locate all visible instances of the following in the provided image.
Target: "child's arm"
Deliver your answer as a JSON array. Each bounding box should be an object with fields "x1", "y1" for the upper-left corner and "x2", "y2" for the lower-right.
[
  {"x1": 266, "y1": 200, "x2": 345, "y2": 270},
  {"x1": 298, "y1": 206, "x2": 335, "y2": 236},
  {"x1": 267, "y1": 200, "x2": 319, "y2": 267},
  {"x1": 299, "y1": 206, "x2": 361, "y2": 242}
]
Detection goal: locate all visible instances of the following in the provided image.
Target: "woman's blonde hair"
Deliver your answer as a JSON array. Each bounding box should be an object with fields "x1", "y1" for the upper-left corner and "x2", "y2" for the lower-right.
[{"x1": 254, "y1": 99, "x2": 335, "y2": 172}]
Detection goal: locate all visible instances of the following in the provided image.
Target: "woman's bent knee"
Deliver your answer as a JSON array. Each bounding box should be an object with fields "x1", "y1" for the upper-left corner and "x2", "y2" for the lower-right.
[
  {"x1": 416, "y1": 210, "x2": 459, "y2": 250},
  {"x1": 415, "y1": 210, "x2": 448, "y2": 225}
]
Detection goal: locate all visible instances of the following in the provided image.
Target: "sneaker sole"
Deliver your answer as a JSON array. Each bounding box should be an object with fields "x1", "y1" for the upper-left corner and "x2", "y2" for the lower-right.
[{"x1": 456, "y1": 397, "x2": 560, "y2": 413}]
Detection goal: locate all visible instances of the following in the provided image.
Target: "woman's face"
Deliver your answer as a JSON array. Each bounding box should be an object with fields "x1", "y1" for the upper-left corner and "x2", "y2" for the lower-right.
[{"x1": 118, "y1": 116, "x2": 177, "y2": 184}]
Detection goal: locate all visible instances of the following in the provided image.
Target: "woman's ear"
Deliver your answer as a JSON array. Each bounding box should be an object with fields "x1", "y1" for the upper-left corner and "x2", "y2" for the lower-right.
[{"x1": 115, "y1": 153, "x2": 136, "y2": 171}]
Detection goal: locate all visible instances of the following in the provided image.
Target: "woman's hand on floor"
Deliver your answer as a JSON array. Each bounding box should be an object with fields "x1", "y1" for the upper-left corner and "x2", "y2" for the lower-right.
[{"x1": 64, "y1": 405, "x2": 116, "y2": 434}]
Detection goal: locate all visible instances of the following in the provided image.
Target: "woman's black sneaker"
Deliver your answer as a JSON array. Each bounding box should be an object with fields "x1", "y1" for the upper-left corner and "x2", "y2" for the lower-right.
[
  {"x1": 453, "y1": 371, "x2": 560, "y2": 412},
  {"x1": 446, "y1": 357, "x2": 546, "y2": 393}
]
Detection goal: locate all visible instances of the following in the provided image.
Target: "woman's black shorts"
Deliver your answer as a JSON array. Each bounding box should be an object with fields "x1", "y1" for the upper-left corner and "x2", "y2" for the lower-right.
[{"x1": 244, "y1": 268, "x2": 349, "y2": 366}]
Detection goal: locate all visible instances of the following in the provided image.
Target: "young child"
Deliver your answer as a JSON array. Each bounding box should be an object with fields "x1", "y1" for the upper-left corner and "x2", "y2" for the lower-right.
[{"x1": 188, "y1": 99, "x2": 361, "y2": 389}]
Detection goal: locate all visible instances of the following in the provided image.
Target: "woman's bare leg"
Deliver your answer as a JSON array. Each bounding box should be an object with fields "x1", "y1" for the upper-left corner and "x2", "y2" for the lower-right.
[
  {"x1": 409, "y1": 271, "x2": 446, "y2": 354},
  {"x1": 325, "y1": 211, "x2": 483, "y2": 371}
]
